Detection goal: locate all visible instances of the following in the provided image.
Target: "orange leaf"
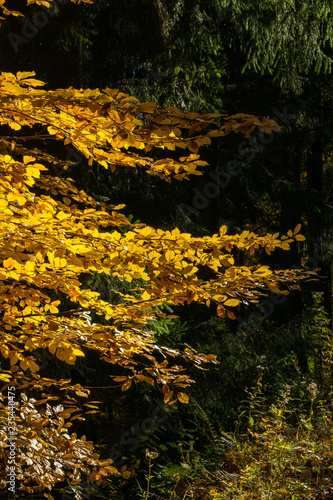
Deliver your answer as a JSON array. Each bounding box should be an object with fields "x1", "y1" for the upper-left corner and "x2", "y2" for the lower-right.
[{"x1": 121, "y1": 379, "x2": 132, "y2": 392}]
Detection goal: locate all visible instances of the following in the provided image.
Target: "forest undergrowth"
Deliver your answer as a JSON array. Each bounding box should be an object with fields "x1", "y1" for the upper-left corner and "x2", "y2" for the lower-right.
[{"x1": 119, "y1": 293, "x2": 333, "y2": 500}]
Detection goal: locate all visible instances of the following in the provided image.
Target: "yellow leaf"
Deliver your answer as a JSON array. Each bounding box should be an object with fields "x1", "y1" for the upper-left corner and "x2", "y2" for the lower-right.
[
  {"x1": 0, "y1": 374, "x2": 11, "y2": 382},
  {"x1": 217, "y1": 305, "x2": 225, "y2": 318},
  {"x1": 1, "y1": 345, "x2": 10, "y2": 358},
  {"x1": 8, "y1": 271, "x2": 20, "y2": 280},
  {"x1": 21, "y1": 78, "x2": 45, "y2": 87},
  {"x1": 75, "y1": 390, "x2": 88, "y2": 397},
  {"x1": 26, "y1": 166, "x2": 41, "y2": 178},
  {"x1": 121, "y1": 379, "x2": 132, "y2": 391},
  {"x1": 165, "y1": 250, "x2": 174, "y2": 262},
  {"x1": 142, "y1": 291, "x2": 150, "y2": 301},
  {"x1": 219, "y1": 225, "x2": 227, "y2": 236},
  {"x1": 224, "y1": 298, "x2": 240, "y2": 307},
  {"x1": 53, "y1": 257, "x2": 67, "y2": 268},
  {"x1": 56, "y1": 348, "x2": 66, "y2": 361},
  {"x1": 255, "y1": 266, "x2": 270, "y2": 274},
  {"x1": 47, "y1": 126, "x2": 58, "y2": 135},
  {"x1": 48, "y1": 342, "x2": 57, "y2": 355},
  {"x1": 294, "y1": 223, "x2": 301, "y2": 235},
  {"x1": 227, "y1": 310, "x2": 236, "y2": 320},
  {"x1": 25, "y1": 260, "x2": 35, "y2": 272},
  {"x1": 22, "y1": 305, "x2": 32, "y2": 315},
  {"x1": 9, "y1": 122, "x2": 21, "y2": 131},
  {"x1": 10, "y1": 353, "x2": 18, "y2": 366},
  {"x1": 177, "y1": 392, "x2": 189, "y2": 404},
  {"x1": 26, "y1": 359, "x2": 39, "y2": 373},
  {"x1": 188, "y1": 140, "x2": 199, "y2": 153},
  {"x1": 72, "y1": 348, "x2": 84, "y2": 357},
  {"x1": 23, "y1": 156, "x2": 36, "y2": 164},
  {"x1": 16, "y1": 71, "x2": 36, "y2": 80},
  {"x1": 47, "y1": 251, "x2": 54, "y2": 265},
  {"x1": 162, "y1": 384, "x2": 170, "y2": 394},
  {"x1": 136, "y1": 102, "x2": 157, "y2": 114},
  {"x1": 3, "y1": 257, "x2": 20, "y2": 270},
  {"x1": 163, "y1": 390, "x2": 173, "y2": 404},
  {"x1": 112, "y1": 376, "x2": 128, "y2": 382},
  {"x1": 63, "y1": 197, "x2": 71, "y2": 206},
  {"x1": 56, "y1": 211, "x2": 70, "y2": 220},
  {"x1": 16, "y1": 71, "x2": 44, "y2": 86},
  {"x1": 295, "y1": 234, "x2": 306, "y2": 241}
]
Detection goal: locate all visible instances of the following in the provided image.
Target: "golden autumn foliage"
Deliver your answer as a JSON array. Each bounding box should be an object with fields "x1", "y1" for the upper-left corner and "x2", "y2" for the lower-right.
[
  {"x1": 0, "y1": 4, "x2": 308, "y2": 495},
  {"x1": 0, "y1": 0, "x2": 94, "y2": 20}
]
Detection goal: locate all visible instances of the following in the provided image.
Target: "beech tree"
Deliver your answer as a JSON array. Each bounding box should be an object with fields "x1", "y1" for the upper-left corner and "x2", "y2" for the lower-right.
[{"x1": 0, "y1": 1, "x2": 309, "y2": 497}]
